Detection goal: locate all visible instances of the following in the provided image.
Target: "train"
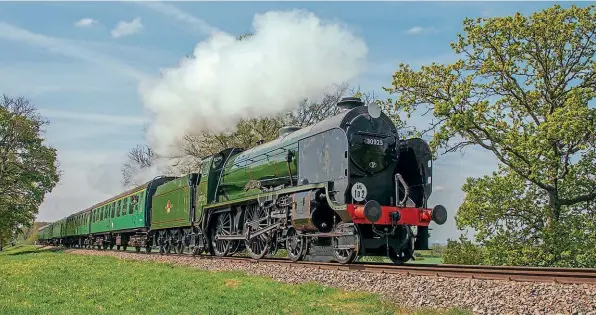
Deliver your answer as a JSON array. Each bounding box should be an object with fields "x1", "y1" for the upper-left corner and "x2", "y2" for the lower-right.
[{"x1": 38, "y1": 97, "x2": 447, "y2": 264}]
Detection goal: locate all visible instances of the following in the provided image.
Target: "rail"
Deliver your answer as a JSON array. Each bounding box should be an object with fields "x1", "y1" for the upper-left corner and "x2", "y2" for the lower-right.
[{"x1": 63, "y1": 247, "x2": 596, "y2": 285}]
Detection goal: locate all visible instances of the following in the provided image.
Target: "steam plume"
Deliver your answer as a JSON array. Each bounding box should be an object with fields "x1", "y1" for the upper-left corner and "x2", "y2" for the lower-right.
[{"x1": 138, "y1": 9, "x2": 368, "y2": 157}]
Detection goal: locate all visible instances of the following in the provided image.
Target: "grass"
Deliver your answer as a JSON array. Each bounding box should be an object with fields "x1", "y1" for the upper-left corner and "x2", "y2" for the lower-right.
[{"x1": 0, "y1": 246, "x2": 469, "y2": 315}]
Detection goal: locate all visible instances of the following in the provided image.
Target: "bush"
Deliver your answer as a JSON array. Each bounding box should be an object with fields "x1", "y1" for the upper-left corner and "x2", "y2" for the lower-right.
[
  {"x1": 442, "y1": 234, "x2": 485, "y2": 265},
  {"x1": 429, "y1": 244, "x2": 446, "y2": 257}
]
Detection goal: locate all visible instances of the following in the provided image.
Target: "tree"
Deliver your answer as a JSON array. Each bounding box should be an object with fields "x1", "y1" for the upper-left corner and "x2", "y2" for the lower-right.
[
  {"x1": 0, "y1": 95, "x2": 60, "y2": 249},
  {"x1": 121, "y1": 144, "x2": 155, "y2": 187},
  {"x1": 383, "y1": 5, "x2": 596, "y2": 266}
]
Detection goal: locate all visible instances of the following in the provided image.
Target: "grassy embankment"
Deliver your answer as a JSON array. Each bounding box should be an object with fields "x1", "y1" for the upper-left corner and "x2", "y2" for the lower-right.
[{"x1": 0, "y1": 245, "x2": 466, "y2": 315}]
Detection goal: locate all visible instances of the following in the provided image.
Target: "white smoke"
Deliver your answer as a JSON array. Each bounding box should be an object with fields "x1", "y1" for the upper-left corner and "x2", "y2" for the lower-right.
[{"x1": 138, "y1": 9, "x2": 368, "y2": 157}]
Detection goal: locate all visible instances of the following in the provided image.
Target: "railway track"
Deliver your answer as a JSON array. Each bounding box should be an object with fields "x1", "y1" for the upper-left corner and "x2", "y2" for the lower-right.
[
  {"x1": 67, "y1": 247, "x2": 596, "y2": 285},
  {"x1": 217, "y1": 256, "x2": 596, "y2": 285}
]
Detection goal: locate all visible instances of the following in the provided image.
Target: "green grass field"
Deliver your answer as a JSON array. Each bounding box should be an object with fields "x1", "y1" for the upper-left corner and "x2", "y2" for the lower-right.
[{"x1": 0, "y1": 246, "x2": 466, "y2": 315}]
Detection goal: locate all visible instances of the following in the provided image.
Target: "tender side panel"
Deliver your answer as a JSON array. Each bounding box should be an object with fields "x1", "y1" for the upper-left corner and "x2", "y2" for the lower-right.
[{"x1": 151, "y1": 175, "x2": 192, "y2": 230}]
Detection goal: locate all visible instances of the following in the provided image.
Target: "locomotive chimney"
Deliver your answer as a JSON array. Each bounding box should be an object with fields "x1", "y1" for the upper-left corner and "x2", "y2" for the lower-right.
[
  {"x1": 278, "y1": 126, "x2": 301, "y2": 137},
  {"x1": 337, "y1": 97, "x2": 364, "y2": 111}
]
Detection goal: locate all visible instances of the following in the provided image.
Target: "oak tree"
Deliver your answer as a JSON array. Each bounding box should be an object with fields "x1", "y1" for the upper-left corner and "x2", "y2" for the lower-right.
[
  {"x1": 384, "y1": 4, "x2": 596, "y2": 266},
  {"x1": 0, "y1": 95, "x2": 60, "y2": 248}
]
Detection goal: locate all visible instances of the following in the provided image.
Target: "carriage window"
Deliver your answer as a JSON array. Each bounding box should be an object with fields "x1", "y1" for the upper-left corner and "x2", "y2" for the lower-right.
[
  {"x1": 116, "y1": 201, "x2": 121, "y2": 217},
  {"x1": 120, "y1": 197, "x2": 130, "y2": 215},
  {"x1": 129, "y1": 196, "x2": 135, "y2": 214},
  {"x1": 134, "y1": 194, "x2": 140, "y2": 213}
]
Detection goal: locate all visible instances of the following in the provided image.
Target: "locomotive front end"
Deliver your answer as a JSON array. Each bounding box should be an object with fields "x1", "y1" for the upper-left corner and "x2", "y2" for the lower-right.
[{"x1": 337, "y1": 97, "x2": 447, "y2": 264}]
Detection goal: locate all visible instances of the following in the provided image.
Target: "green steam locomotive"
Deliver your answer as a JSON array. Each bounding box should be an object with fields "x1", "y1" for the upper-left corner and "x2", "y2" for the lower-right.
[{"x1": 38, "y1": 97, "x2": 447, "y2": 264}]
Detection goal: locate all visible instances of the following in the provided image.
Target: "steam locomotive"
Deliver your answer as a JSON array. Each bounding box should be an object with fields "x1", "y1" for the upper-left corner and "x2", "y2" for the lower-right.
[{"x1": 38, "y1": 97, "x2": 447, "y2": 264}]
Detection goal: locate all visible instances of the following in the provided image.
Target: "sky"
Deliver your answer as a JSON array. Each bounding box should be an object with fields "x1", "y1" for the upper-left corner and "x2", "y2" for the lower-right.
[{"x1": 0, "y1": 1, "x2": 587, "y2": 244}]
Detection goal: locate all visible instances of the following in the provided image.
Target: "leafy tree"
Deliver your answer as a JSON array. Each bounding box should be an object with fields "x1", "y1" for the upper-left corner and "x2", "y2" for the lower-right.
[
  {"x1": 384, "y1": 5, "x2": 596, "y2": 266},
  {"x1": 0, "y1": 95, "x2": 60, "y2": 249}
]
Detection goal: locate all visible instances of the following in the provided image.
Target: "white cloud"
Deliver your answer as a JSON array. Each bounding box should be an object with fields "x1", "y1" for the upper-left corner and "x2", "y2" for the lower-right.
[
  {"x1": 75, "y1": 18, "x2": 97, "y2": 27},
  {"x1": 37, "y1": 108, "x2": 148, "y2": 127},
  {"x1": 137, "y1": 2, "x2": 219, "y2": 35},
  {"x1": 405, "y1": 26, "x2": 439, "y2": 35},
  {"x1": 0, "y1": 21, "x2": 148, "y2": 80},
  {"x1": 111, "y1": 17, "x2": 143, "y2": 38}
]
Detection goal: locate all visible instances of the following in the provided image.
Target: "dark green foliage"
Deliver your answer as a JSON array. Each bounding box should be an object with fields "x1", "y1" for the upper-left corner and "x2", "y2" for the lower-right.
[
  {"x1": 0, "y1": 95, "x2": 60, "y2": 247},
  {"x1": 384, "y1": 4, "x2": 596, "y2": 267}
]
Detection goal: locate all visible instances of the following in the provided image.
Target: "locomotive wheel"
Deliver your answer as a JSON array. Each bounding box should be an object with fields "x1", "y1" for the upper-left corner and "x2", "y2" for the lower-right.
[
  {"x1": 117, "y1": 245, "x2": 121, "y2": 251},
  {"x1": 173, "y1": 230, "x2": 182, "y2": 254},
  {"x1": 192, "y1": 228, "x2": 205, "y2": 256},
  {"x1": 286, "y1": 227, "x2": 307, "y2": 262},
  {"x1": 331, "y1": 223, "x2": 360, "y2": 264},
  {"x1": 210, "y1": 212, "x2": 232, "y2": 257},
  {"x1": 135, "y1": 246, "x2": 141, "y2": 253},
  {"x1": 175, "y1": 229, "x2": 187, "y2": 254},
  {"x1": 244, "y1": 204, "x2": 270, "y2": 259},
  {"x1": 159, "y1": 230, "x2": 171, "y2": 255}
]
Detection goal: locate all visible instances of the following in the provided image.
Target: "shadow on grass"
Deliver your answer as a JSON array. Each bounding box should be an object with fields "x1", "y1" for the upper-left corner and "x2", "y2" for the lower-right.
[{"x1": 1, "y1": 245, "x2": 65, "y2": 256}]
